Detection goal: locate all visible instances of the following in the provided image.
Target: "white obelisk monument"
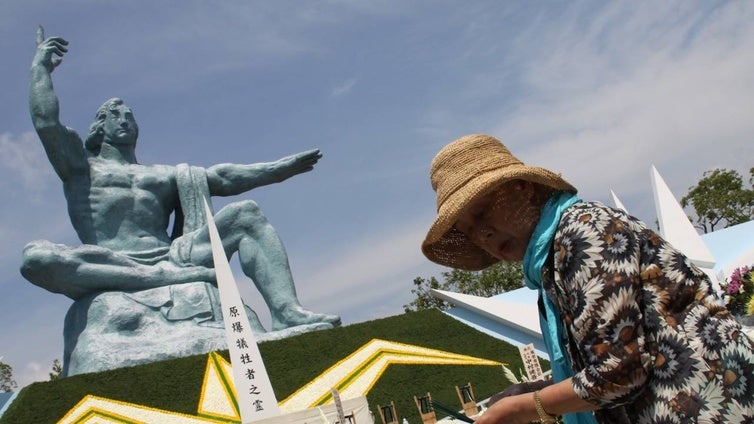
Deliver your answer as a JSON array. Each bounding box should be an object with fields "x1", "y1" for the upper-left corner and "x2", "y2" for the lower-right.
[{"x1": 204, "y1": 199, "x2": 281, "y2": 423}]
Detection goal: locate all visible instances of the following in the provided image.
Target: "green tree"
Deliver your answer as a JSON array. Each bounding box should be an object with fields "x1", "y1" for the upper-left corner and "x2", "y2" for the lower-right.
[
  {"x1": 49, "y1": 359, "x2": 63, "y2": 381},
  {"x1": 681, "y1": 168, "x2": 754, "y2": 233},
  {"x1": 0, "y1": 358, "x2": 17, "y2": 392},
  {"x1": 404, "y1": 261, "x2": 524, "y2": 312}
]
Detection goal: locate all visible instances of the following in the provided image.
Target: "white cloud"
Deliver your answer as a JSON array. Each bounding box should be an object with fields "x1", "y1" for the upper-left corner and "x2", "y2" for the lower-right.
[
  {"x1": 331, "y1": 78, "x2": 357, "y2": 97},
  {"x1": 206, "y1": 215, "x2": 443, "y2": 329},
  {"x1": 291, "y1": 215, "x2": 445, "y2": 322},
  {"x1": 0, "y1": 296, "x2": 70, "y2": 388},
  {"x1": 0, "y1": 131, "x2": 73, "y2": 270},
  {"x1": 23, "y1": 361, "x2": 48, "y2": 383},
  {"x1": 0, "y1": 131, "x2": 55, "y2": 193},
  {"x1": 69, "y1": 2, "x2": 413, "y2": 91},
  {"x1": 455, "y1": 1, "x2": 754, "y2": 220}
]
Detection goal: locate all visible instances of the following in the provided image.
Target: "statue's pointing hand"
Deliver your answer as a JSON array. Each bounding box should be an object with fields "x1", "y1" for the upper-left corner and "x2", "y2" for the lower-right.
[
  {"x1": 34, "y1": 26, "x2": 68, "y2": 72},
  {"x1": 275, "y1": 148, "x2": 323, "y2": 180}
]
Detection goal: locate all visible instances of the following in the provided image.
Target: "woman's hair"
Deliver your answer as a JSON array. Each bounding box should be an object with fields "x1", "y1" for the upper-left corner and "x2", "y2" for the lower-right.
[{"x1": 84, "y1": 98, "x2": 139, "y2": 153}]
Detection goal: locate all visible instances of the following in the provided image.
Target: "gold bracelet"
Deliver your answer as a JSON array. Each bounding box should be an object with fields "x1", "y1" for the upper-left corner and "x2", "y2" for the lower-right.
[{"x1": 533, "y1": 390, "x2": 557, "y2": 423}]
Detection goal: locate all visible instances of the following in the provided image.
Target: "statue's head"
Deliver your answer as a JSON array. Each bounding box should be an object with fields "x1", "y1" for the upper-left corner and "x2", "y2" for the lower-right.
[{"x1": 85, "y1": 98, "x2": 140, "y2": 153}]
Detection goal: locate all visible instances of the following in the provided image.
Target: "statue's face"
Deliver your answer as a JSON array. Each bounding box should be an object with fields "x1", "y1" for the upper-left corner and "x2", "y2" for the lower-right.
[{"x1": 102, "y1": 104, "x2": 137, "y2": 145}]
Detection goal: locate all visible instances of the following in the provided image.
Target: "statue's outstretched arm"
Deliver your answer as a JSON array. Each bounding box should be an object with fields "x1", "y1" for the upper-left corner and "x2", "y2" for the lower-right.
[
  {"x1": 29, "y1": 26, "x2": 87, "y2": 180},
  {"x1": 206, "y1": 148, "x2": 322, "y2": 196}
]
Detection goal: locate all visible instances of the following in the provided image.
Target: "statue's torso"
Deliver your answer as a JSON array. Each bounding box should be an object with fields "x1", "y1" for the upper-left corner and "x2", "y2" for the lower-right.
[{"x1": 64, "y1": 158, "x2": 180, "y2": 252}]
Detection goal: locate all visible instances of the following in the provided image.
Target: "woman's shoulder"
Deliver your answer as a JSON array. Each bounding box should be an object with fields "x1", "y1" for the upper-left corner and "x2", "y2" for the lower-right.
[
  {"x1": 563, "y1": 200, "x2": 625, "y2": 220},
  {"x1": 560, "y1": 200, "x2": 650, "y2": 232}
]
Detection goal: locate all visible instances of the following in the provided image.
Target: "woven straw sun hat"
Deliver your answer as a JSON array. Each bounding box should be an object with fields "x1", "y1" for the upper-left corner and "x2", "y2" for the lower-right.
[{"x1": 422, "y1": 134, "x2": 577, "y2": 270}]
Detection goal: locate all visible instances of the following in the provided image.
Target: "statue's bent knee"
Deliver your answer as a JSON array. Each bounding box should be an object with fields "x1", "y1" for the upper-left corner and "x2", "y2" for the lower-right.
[
  {"x1": 237, "y1": 199, "x2": 262, "y2": 215},
  {"x1": 20, "y1": 240, "x2": 54, "y2": 280},
  {"x1": 20, "y1": 240, "x2": 79, "y2": 297},
  {"x1": 231, "y1": 200, "x2": 269, "y2": 226}
]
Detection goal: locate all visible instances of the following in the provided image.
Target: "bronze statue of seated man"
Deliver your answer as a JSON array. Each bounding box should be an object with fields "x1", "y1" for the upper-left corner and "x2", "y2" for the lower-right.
[{"x1": 22, "y1": 27, "x2": 340, "y2": 376}]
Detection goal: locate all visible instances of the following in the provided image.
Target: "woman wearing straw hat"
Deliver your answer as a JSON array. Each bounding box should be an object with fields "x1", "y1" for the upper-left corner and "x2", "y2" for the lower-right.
[{"x1": 422, "y1": 134, "x2": 754, "y2": 424}]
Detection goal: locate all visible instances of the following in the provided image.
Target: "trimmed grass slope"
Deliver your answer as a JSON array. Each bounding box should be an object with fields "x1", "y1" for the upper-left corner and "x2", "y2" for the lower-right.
[{"x1": 1, "y1": 309, "x2": 547, "y2": 423}]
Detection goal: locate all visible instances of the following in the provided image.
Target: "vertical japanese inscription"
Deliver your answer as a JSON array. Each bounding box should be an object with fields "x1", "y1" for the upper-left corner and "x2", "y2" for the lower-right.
[{"x1": 204, "y1": 199, "x2": 281, "y2": 422}]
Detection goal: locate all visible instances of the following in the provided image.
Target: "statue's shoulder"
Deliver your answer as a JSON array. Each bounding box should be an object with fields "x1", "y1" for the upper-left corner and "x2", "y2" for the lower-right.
[{"x1": 142, "y1": 163, "x2": 181, "y2": 184}]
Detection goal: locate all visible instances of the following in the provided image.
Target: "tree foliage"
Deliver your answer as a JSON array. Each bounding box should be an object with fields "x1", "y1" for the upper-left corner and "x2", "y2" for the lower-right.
[
  {"x1": 681, "y1": 167, "x2": 754, "y2": 233},
  {"x1": 0, "y1": 359, "x2": 17, "y2": 393},
  {"x1": 49, "y1": 359, "x2": 63, "y2": 382},
  {"x1": 404, "y1": 261, "x2": 525, "y2": 312}
]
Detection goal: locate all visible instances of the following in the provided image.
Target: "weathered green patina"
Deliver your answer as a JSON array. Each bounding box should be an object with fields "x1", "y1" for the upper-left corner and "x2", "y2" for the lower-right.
[{"x1": 22, "y1": 27, "x2": 340, "y2": 376}]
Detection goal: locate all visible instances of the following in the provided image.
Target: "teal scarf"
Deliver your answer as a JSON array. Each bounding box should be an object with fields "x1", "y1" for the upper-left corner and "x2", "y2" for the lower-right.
[{"x1": 523, "y1": 192, "x2": 596, "y2": 424}]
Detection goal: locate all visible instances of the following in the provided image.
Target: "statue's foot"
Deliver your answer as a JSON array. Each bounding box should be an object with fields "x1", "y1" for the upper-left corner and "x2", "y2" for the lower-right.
[
  {"x1": 256, "y1": 322, "x2": 335, "y2": 342},
  {"x1": 271, "y1": 305, "x2": 341, "y2": 332}
]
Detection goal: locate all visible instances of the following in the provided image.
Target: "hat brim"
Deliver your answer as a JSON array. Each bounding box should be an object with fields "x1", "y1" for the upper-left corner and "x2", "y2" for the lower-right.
[{"x1": 422, "y1": 164, "x2": 576, "y2": 270}]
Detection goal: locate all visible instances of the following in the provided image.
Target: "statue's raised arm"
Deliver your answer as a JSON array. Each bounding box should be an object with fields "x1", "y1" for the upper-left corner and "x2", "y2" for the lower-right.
[{"x1": 29, "y1": 26, "x2": 87, "y2": 181}]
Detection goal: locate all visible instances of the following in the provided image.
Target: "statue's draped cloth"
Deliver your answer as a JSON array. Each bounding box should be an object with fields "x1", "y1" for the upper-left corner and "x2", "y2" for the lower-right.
[{"x1": 124, "y1": 164, "x2": 221, "y2": 324}]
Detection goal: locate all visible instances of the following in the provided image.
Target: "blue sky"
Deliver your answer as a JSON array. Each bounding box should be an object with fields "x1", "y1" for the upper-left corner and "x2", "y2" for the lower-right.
[{"x1": 1, "y1": 1, "x2": 752, "y2": 388}]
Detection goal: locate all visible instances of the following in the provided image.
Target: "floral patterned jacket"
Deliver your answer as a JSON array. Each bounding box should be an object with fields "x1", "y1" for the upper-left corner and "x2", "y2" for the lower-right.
[{"x1": 542, "y1": 202, "x2": 754, "y2": 423}]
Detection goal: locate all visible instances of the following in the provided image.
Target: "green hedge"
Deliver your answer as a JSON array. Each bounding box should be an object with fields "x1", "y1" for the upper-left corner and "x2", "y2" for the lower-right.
[{"x1": 1, "y1": 309, "x2": 547, "y2": 423}]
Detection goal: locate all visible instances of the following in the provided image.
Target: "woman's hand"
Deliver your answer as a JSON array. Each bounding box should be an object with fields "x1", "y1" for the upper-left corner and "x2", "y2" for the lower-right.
[
  {"x1": 486, "y1": 379, "x2": 553, "y2": 407},
  {"x1": 474, "y1": 394, "x2": 538, "y2": 424}
]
